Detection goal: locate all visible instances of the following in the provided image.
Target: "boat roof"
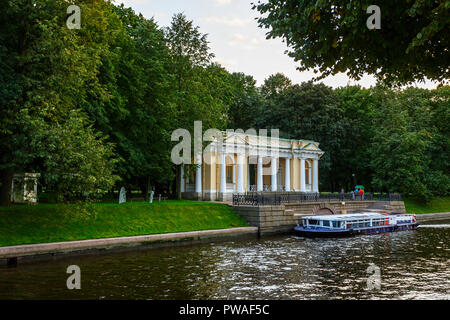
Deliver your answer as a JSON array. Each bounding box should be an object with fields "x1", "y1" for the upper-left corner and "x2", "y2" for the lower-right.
[{"x1": 303, "y1": 213, "x2": 388, "y2": 221}]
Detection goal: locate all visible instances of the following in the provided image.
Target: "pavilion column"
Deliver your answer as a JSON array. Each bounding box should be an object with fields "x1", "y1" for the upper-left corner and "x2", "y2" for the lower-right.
[
  {"x1": 284, "y1": 157, "x2": 291, "y2": 192},
  {"x1": 271, "y1": 157, "x2": 277, "y2": 191},
  {"x1": 257, "y1": 156, "x2": 263, "y2": 192},
  {"x1": 247, "y1": 161, "x2": 250, "y2": 191},
  {"x1": 237, "y1": 154, "x2": 244, "y2": 193},
  {"x1": 313, "y1": 158, "x2": 319, "y2": 193},
  {"x1": 300, "y1": 158, "x2": 306, "y2": 192},
  {"x1": 180, "y1": 166, "x2": 185, "y2": 193},
  {"x1": 220, "y1": 153, "x2": 226, "y2": 194},
  {"x1": 195, "y1": 154, "x2": 202, "y2": 194}
]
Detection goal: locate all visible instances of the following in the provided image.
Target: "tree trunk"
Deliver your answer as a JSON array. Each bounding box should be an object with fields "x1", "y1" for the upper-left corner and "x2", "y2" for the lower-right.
[{"x1": 0, "y1": 168, "x2": 14, "y2": 206}]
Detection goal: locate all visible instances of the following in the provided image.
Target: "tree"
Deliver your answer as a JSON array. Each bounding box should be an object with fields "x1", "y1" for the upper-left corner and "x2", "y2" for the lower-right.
[
  {"x1": 0, "y1": 0, "x2": 119, "y2": 204},
  {"x1": 370, "y1": 91, "x2": 429, "y2": 199},
  {"x1": 227, "y1": 72, "x2": 263, "y2": 129},
  {"x1": 369, "y1": 85, "x2": 450, "y2": 201},
  {"x1": 334, "y1": 86, "x2": 378, "y2": 190},
  {"x1": 252, "y1": 0, "x2": 450, "y2": 84},
  {"x1": 165, "y1": 13, "x2": 229, "y2": 199},
  {"x1": 27, "y1": 110, "x2": 118, "y2": 201},
  {"x1": 85, "y1": 4, "x2": 176, "y2": 199},
  {"x1": 260, "y1": 72, "x2": 292, "y2": 98},
  {"x1": 259, "y1": 80, "x2": 346, "y2": 191}
]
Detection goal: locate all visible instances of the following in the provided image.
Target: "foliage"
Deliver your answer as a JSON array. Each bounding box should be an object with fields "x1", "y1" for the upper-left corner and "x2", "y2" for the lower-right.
[
  {"x1": 227, "y1": 72, "x2": 264, "y2": 129},
  {"x1": 253, "y1": 73, "x2": 449, "y2": 200},
  {"x1": 85, "y1": 4, "x2": 177, "y2": 195},
  {"x1": 370, "y1": 86, "x2": 449, "y2": 200},
  {"x1": 252, "y1": 0, "x2": 450, "y2": 84},
  {"x1": 259, "y1": 80, "x2": 347, "y2": 191},
  {"x1": 404, "y1": 196, "x2": 450, "y2": 214},
  {"x1": 27, "y1": 110, "x2": 119, "y2": 201},
  {"x1": 0, "y1": 0, "x2": 120, "y2": 204}
]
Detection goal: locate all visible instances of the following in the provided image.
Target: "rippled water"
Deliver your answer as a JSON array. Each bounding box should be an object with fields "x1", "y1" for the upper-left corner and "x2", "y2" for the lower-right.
[{"x1": 0, "y1": 220, "x2": 449, "y2": 300}]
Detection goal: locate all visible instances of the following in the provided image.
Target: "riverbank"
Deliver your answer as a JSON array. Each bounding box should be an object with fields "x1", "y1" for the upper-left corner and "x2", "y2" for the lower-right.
[
  {"x1": 0, "y1": 227, "x2": 258, "y2": 264},
  {"x1": 404, "y1": 197, "x2": 450, "y2": 214},
  {"x1": 0, "y1": 201, "x2": 248, "y2": 247},
  {"x1": 415, "y1": 212, "x2": 450, "y2": 222}
]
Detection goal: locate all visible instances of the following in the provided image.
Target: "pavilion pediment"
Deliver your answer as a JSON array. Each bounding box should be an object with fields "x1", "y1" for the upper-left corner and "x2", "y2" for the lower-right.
[{"x1": 302, "y1": 143, "x2": 321, "y2": 151}]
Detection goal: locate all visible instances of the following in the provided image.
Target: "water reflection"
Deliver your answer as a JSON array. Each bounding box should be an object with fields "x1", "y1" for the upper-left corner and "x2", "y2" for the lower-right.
[{"x1": 0, "y1": 220, "x2": 449, "y2": 299}]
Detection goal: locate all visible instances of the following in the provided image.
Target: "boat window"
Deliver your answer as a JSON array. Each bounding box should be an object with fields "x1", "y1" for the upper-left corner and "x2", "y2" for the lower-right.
[
  {"x1": 308, "y1": 219, "x2": 319, "y2": 226},
  {"x1": 332, "y1": 221, "x2": 339, "y2": 228},
  {"x1": 323, "y1": 220, "x2": 330, "y2": 227}
]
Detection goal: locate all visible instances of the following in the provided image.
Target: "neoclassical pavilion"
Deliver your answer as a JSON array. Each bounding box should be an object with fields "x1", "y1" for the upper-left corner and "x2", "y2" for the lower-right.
[{"x1": 181, "y1": 131, "x2": 324, "y2": 201}]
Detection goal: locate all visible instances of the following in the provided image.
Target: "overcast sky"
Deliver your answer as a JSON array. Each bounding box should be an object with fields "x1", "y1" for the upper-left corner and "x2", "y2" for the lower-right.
[{"x1": 119, "y1": 0, "x2": 437, "y2": 89}]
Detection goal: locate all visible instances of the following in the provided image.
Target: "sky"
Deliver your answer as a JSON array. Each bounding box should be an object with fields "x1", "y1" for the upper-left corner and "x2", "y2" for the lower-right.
[{"x1": 119, "y1": 0, "x2": 437, "y2": 89}]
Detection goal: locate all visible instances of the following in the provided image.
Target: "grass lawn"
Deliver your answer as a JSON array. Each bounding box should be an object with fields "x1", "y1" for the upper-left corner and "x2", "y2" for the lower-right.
[
  {"x1": 404, "y1": 197, "x2": 450, "y2": 214},
  {"x1": 0, "y1": 201, "x2": 248, "y2": 247}
]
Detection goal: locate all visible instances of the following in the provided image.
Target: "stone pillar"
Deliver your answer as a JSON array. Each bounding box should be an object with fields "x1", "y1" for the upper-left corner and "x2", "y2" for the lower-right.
[
  {"x1": 247, "y1": 161, "x2": 250, "y2": 191},
  {"x1": 257, "y1": 156, "x2": 263, "y2": 192},
  {"x1": 10, "y1": 177, "x2": 15, "y2": 203},
  {"x1": 220, "y1": 153, "x2": 226, "y2": 195},
  {"x1": 313, "y1": 158, "x2": 319, "y2": 193},
  {"x1": 300, "y1": 158, "x2": 306, "y2": 192},
  {"x1": 180, "y1": 166, "x2": 185, "y2": 193},
  {"x1": 237, "y1": 154, "x2": 244, "y2": 193},
  {"x1": 271, "y1": 157, "x2": 277, "y2": 191},
  {"x1": 284, "y1": 157, "x2": 291, "y2": 192},
  {"x1": 195, "y1": 154, "x2": 202, "y2": 194}
]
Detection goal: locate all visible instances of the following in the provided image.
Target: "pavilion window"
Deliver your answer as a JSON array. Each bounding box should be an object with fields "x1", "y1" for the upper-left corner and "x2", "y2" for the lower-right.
[
  {"x1": 305, "y1": 161, "x2": 310, "y2": 185},
  {"x1": 226, "y1": 166, "x2": 233, "y2": 183}
]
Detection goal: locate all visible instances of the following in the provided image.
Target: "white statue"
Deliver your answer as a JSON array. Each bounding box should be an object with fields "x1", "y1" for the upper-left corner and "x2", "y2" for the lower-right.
[
  {"x1": 119, "y1": 187, "x2": 126, "y2": 204},
  {"x1": 149, "y1": 191, "x2": 154, "y2": 203}
]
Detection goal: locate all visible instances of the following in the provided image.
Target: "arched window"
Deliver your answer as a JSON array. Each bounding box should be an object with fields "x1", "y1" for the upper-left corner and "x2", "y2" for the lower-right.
[{"x1": 305, "y1": 161, "x2": 311, "y2": 185}]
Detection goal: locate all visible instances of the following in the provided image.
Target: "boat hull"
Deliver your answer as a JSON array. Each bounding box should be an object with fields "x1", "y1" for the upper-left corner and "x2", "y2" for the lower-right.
[{"x1": 294, "y1": 223, "x2": 419, "y2": 238}]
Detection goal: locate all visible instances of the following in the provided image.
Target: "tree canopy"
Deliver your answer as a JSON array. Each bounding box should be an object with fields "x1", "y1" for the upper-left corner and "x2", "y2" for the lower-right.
[{"x1": 252, "y1": 0, "x2": 450, "y2": 85}]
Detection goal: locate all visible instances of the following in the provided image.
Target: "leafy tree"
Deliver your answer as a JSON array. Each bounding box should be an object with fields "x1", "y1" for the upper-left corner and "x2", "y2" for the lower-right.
[
  {"x1": 369, "y1": 85, "x2": 449, "y2": 201},
  {"x1": 370, "y1": 91, "x2": 429, "y2": 199},
  {"x1": 165, "y1": 13, "x2": 229, "y2": 199},
  {"x1": 334, "y1": 86, "x2": 378, "y2": 190},
  {"x1": 260, "y1": 72, "x2": 292, "y2": 98},
  {"x1": 85, "y1": 4, "x2": 176, "y2": 199},
  {"x1": 260, "y1": 81, "x2": 346, "y2": 191},
  {"x1": 252, "y1": 0, "x2": 450, "y2": 84},
  {"x1": 228, "y1": 72, "x2": 264, "y2": 129},
  {"x1": 27, "y1": 110, "x2": 118, "y2": 201},
  {"x1": 0, "y1": 0, "x2": 119, "y2": 205}
]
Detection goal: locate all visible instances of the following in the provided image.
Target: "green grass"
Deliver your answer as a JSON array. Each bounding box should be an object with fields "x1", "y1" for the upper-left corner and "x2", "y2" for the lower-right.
[
  {"x1": 0, "y1": 201, "x2": 248, "y2": 247},
  {"x1": 404, "y1": 197, "x2": 450, "y2": 214}
]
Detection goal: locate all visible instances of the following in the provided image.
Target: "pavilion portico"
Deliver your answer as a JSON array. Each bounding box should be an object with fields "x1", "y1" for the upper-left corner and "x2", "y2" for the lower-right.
[{"x1": 181, "y1": 132, "x2": 324, "y2": 201}]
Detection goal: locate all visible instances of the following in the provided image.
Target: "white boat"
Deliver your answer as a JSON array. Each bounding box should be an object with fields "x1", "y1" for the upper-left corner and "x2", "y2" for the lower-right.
[{"x1": 294, "y1": 212, "x2": 419, "y2": 237}]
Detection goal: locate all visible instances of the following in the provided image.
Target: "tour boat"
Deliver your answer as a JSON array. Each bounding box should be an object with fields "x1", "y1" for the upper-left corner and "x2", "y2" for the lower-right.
[{"x1": 294, "y1": 212, "x2": 419, "y2": 237}]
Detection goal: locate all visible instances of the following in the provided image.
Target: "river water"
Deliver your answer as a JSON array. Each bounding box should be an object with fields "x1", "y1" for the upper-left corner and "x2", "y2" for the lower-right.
[{"x1": 0, "y1": 220, "x2": 449, "y2": 300}]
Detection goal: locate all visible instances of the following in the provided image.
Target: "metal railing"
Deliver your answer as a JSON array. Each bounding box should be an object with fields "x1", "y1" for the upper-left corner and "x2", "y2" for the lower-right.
[
  {"x1": 376, "y1": 193, "x2": 402, "y2": 201},
  {"x1": 232, "y1": 192, "x2": 401, "y2": 206}
]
